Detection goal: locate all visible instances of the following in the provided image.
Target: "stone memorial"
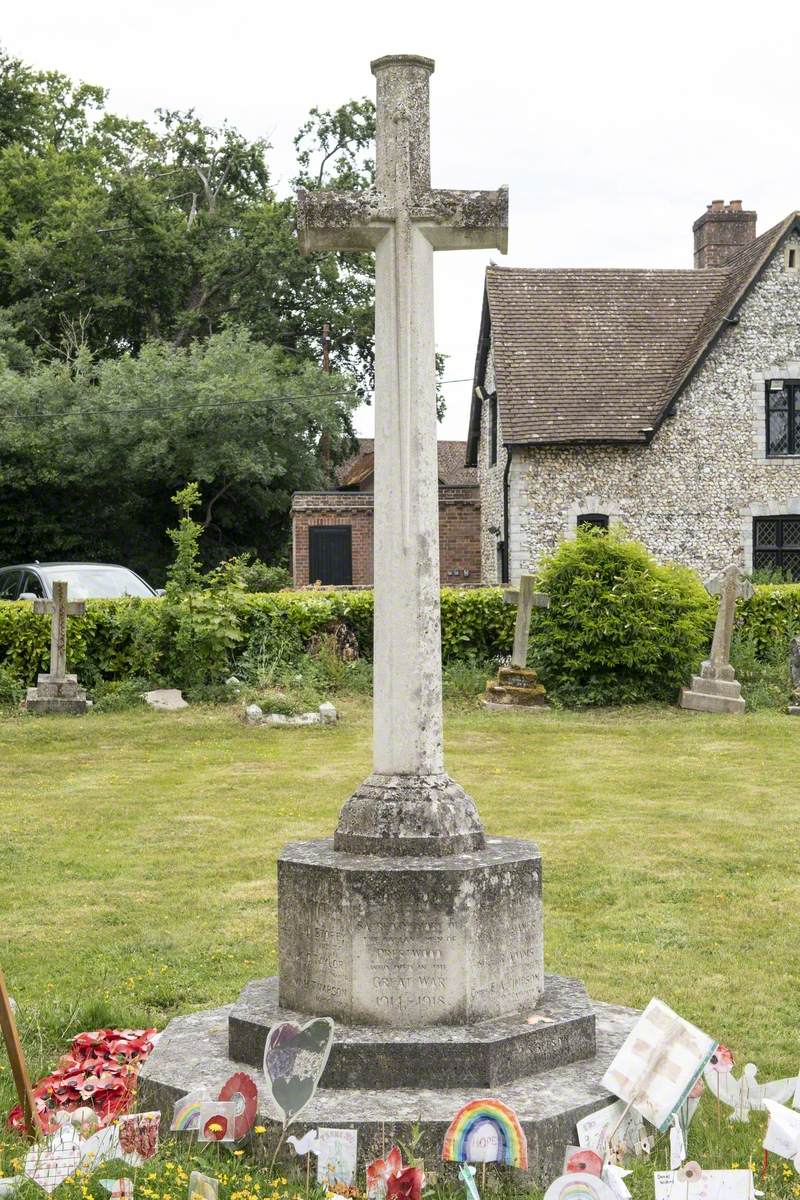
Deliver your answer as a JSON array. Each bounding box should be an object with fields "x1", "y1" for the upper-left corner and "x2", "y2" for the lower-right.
[
  {"x1": 483, "y1": 576, "x2": 549, "y2": 708},
  {"x1": 139, "y1": 54, "x2": 638, "y2": 1181},
  {"x1": 789, "y1": 635, "x2": 800, "y2": 715},
  {"x1": 679, "y1": 563, "x2": 753, "y2": 714},
  {"x1": 25, "y1": 581, "x2": 88, "y2": 715}
]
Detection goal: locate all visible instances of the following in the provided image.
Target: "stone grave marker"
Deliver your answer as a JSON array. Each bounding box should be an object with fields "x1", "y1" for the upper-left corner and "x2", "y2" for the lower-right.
[
  {"x1": 25, "y1": 581, "x2": 88, "y2": 714},
  {"x1": 484, "y1": 576, "x2": 549, "y2": 708},
  {"x1": 139, "y1": 54, "x2": 639, "y2": 1181},
  {"x1": 679, "y1": 563, "x2": 753, "y2": 713}
]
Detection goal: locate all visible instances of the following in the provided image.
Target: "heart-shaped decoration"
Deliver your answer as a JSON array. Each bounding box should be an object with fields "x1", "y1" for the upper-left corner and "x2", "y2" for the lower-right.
[
  {"x1": 263, "y1": 1017, "x2": 334, "y2": 1126},
  {"x1": 24, "y1": 1126, "x2": 82, "y2": 1194}
]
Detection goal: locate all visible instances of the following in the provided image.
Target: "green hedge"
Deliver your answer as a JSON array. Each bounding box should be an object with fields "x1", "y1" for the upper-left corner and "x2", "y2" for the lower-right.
[{"x1": 1, "y1": 582, "x2": 798, "y2": 695}]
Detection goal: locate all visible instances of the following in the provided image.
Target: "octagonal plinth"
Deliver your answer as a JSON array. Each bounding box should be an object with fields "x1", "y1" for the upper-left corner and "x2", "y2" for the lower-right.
[
  {"x1": 230, "y1": 974, "x2": 595, "y2": 1090},
  {"x1": 278, "y1": 837, "x2": 543, "y2": 1027}
]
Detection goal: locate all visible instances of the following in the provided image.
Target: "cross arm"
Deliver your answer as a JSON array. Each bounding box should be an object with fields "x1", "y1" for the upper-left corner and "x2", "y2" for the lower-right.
[
  {"x1": 416, "y1": 187, "x2": 508, "y2": 252},
  {"x1": 296, "y1": 188, "x2": 389, "y2": 254}
]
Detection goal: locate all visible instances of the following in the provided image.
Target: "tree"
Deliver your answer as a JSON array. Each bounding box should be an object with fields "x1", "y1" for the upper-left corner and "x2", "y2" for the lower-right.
[{"x1": 0, "y1": 327, "x2": 358, "y2": 581}]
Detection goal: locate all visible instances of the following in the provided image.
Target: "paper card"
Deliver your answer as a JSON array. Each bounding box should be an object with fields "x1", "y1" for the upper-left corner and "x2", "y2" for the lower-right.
[
  {"x1": 604, "y1": 1166, "x2": 632, "y2": 1200},
  {"x1": 80, "y1": 1124, "x2": 121, "y2": 1171},
  {"x1": 316, "y1": 1128, "x2": 358, "y2": 1188},
  {"x1": 217, "y1": 1072, "x2": 258, "y2": 1140},
  {"x1": 188, "y1": 1172, "x2": 219, "y2": 1200},
  {"x1": 0, "y1": 1180, "x2": 21, "y2": 1198},
  {"x1": 117, "y1": 1112, "x2": 160, "y2": 1165},
  {"x1": 602, "y1": 999, "x2": 716, "y2": 1132},
  {"x1": 24, "y1": 1127, "x2": 82, "y2": 1194},
  {"x1": 669, "y1": 1120, "x2": 686, "y2": 1170},
  {"x1": 196, "y1": 1102, "x2": 237, "y2": 1144},
  {"x1": 100, "y1": 1180, "x2": 134, "y2": 1200},
  {"x1": 709, "y1": 1064, "x2": 797, "y2": 1121},
  {"x1": 288, "y1": 1130, "x2": 320, "y2": 1157},
  {"x1": 794, "y1": 1074, "x2": 800, "y2": 1110},
  {"x1": 577, "y1": 1100, "x2": 645, "y2": 1160},
  {"x1": 263, "y1": 1018, "x2": 335, "y2": 1127},
  {"x1": 654, "y1": 1170, "x2": 754, "y2": 1200},
  {"x1": 171, "y1": 1088, "x2": 213, "y2": 1132},
  {"x1": 564, "y1": 1147, "x2": 603, "y2": 1177},
  {"x1": 763, "y1": 1100, "x2": 800, "y2": 1165},
  {"x1": 543, "y1": 1173, "x2": 619, "y2": 1200}
]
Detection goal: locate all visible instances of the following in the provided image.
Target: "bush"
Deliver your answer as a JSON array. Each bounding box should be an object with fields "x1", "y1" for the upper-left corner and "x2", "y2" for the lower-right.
[
  {"x1": 90, "y1": 678, "x2": 150, "y2": 713},
  {"x1": 0, "y1": 663, "x2": 23, "y2": 707},
  {"x1": 730, "y1": 633, "x2": 793, "y2": 711},
  {"x1": 528, "y1": 528, "x2": 715, "y2": 706},
  {"x1": 231, "y1": 557, "x2": 292, "y2": 593}
]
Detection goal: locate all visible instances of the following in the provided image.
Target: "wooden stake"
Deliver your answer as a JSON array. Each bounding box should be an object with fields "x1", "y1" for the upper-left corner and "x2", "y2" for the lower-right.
[
  {"x1": 0, "y1": 967, "x2": 39, "y2": 1140},
  {"x1": 761, "y1": 1149, "x2": 768, "y2": 1182},
  {"x1": 480, "y1": 1162, "x2": 486, "y2": 1193}
]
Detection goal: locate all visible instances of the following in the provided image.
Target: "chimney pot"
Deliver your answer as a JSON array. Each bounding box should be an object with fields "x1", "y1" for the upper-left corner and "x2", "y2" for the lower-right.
[{"x1": 693, "y1": 199, "x2": 757, "y2": 268}]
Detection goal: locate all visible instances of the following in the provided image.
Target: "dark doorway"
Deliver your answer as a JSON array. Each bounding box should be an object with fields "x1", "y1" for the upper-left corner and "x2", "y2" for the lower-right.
[
  {"x1": 309, "y1": 525, "x2": 353, "y2": 585},
  {"x1": 577, "y1": 512, "x2": 610, "y2": 531}
]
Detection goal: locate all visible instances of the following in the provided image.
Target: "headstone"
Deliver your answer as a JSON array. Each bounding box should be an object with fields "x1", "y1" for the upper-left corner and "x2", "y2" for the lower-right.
[
  {"x1": 679, "y1": 564, "x2": 752, "y2": 713},
  {"x1": 484, "y1": 577, "x2": 549, "y2": 708},
  {"x1": 788, "y1": 634, "x2": 800, "y2": 715},
  {"x1": 25, "y1": 581, "x2": 88, "y2": 715},
  {"x1": 142, "y1": 689, "x2": 188, "y2": 711},
  {"x1": 139, "y1": 53, "x2": 640, "y2": 1181}
]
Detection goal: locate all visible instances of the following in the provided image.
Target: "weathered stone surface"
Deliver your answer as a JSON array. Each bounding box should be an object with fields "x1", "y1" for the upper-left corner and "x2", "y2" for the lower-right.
[
  {"x1": 277, "y1": 837, "x2": 543, "y2": 1025},
  {"x1": 230, "y1": 974, "x2": 594, "y2": 1089},
  {"x1": 319, "y1": 701, "x2": 338, "y2": 724},
  {"x1": 789, "y1": 705, "x2": 800, "y2": 716},
  {"x1": 245, "y1": 703, "x2": 263, "y2": 724},
  {"x1": 679, "y1": 675, "x2": 745, "y2": 713},
  {"x1": 143, "y1": 689, "x2": 188, "y2": 710},
  {"x1": 137, "y1": 996, "x2": 638, "y2": 1184},
  {"x1": 334, "y1": 772, "x2": 484, "y2": 855}
]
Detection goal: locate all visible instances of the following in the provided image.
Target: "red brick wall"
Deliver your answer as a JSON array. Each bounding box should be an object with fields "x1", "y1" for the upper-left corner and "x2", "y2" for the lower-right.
[{"x1": 292, "y1": 489, "x2": 481, "y2": 586}]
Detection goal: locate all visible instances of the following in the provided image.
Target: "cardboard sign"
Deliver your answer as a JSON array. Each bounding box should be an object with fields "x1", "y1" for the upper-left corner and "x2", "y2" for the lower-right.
[
  {"x1": 602, "y1": 998, "x2": 716, "y2": 1131},
  {"x1": 653, "y1": 1171, "x2": 755, "y2": 1200},
  {"x1": 315, "y1": 1128, "x2": 358, "y2": 1188},
  {"x1": 263, "y1": 1018, "x2": 334, "y2": 1127}
]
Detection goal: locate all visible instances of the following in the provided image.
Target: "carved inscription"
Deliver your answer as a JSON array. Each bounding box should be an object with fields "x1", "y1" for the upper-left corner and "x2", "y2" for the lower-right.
[
  {"x1": 295, "y1": 900, "x2": 352, "y2": 1015},
  {"x1": 351, "y1": 904, "x2": 467, "y2": 1026},
  {"x1": 469, "y1": 898, "x2": 542, "y2": 1016}
]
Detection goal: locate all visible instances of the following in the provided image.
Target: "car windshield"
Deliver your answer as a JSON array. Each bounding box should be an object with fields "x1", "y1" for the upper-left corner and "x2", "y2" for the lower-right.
[{"x1": 39, "y1": 566, "x2": 154, "y2": 600}]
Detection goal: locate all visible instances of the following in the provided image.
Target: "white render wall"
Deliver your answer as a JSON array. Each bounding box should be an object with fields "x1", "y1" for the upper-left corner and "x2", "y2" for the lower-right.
[{"x1": 478, "y1": 238, "x2": 800, "y2": 580}]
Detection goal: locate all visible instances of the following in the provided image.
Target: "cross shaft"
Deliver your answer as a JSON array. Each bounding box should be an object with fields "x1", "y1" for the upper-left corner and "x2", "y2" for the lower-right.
[{"x1": 33, "y1": 580, "x2": 85, "y2": 680}]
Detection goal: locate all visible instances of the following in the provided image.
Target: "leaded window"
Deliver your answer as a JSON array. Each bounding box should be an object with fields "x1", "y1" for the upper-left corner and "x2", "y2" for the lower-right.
[
  {"x1": 753, "y1": 516, "x2": 800, "y2": 580},
  {"x1": 577, "y1": 512, "x2": 610, "y2": 531},
  {"x1": 766, "y1": 380, "x2": 800, "y2": 456}
]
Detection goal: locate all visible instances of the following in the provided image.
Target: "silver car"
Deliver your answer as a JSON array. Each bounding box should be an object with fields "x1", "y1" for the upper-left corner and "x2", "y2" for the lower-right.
[{"x1": 0, "y1": 562, "x2": 158, "y2": 601}]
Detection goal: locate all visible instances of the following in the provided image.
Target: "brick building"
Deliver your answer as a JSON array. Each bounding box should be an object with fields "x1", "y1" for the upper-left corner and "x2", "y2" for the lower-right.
[
  {"x1": 468, "y1": 201, "x2": 800, "y2": 583},
  {"x1": 292, "y1": 440, "x2": 481, "y2": 586}
]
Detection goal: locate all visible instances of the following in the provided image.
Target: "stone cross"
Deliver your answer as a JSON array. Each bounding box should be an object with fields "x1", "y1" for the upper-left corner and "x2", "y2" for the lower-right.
[
  {"x1": 34, "y1": 580, "x2": 85, "y2": 680},
  {"x1": 504, "y1": 576, "x2": 550, "y2": 669},
  {"x1": 702, "y1": 564, "x2": 753, "y2": 680},
  {"x1": 297, "y1": 55, "x2": 507, "y2": 854}
]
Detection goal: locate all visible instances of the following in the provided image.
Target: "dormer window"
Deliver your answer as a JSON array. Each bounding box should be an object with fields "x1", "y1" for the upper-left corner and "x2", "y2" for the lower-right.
[{"x1": 766, "y1": 380, "x2": 800, "y2": 456}]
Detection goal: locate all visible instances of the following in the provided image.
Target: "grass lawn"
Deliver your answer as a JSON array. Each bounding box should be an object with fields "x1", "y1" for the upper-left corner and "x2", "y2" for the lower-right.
[{"x1": 0, "y1": 699, "x2": 798, "y2": 1193}]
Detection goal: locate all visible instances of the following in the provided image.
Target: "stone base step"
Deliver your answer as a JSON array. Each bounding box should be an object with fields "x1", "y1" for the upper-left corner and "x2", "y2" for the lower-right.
[
  {"x1": 228, "y1": 975, "x2": 596, "y2": 1089},
  {"x1": 137, "y1": 994, "x2": 638, "y2": 1183},
  {"x1": 679, "y1": 687, "x2": 745, "y2": 714},
  {"x1": 483, "y1": 684, "x2": 547, "y2": 707}
]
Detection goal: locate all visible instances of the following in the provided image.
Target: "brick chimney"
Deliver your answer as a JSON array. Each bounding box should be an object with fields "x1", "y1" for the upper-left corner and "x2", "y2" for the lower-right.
[{"x1": 693, "y1": 199, "x2": 757, "y2": 267}]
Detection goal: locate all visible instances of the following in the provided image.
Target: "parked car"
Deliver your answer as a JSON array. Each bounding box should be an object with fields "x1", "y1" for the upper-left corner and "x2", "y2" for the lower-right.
[{"x1": 0, "y1": 562, "x2": 159, "y2": 601}]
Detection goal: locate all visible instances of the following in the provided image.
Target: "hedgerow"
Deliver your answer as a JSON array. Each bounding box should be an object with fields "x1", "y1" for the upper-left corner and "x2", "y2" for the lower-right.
[{"x1": 1, "y1": 561, "x2": 798, "y2": 704}]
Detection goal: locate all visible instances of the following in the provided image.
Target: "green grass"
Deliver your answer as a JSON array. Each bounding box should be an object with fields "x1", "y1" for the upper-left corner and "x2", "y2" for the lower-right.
[{"x1": 0, "y1": 700, "x2": 799, "y2": 1196}]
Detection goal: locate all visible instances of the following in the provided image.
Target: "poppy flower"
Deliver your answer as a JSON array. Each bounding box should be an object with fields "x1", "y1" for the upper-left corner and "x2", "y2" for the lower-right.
[
  {"x1": 566, "y1": 1150, "x2": 604, "y2": 1177},
  {"x1": 367, "y1": 1147, "x2": 404, "y2": 1197},
  {"x1": 386, "y1": 1167, "x2": 424, "y2": 1200},
  {"x1": 709, "y1": 1046, "x2": 734, "y2": 1073},
  {"x1": 688, "y1": 1077, "x2": 705, "y2": 1100},
  {"x1": 678, "y1": 1162, "x2": 703, "y2": 1183}
]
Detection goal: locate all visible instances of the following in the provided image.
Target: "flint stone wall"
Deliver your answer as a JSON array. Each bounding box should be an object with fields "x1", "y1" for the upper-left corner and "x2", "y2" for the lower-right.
[{"x1": 479, "y1": 238, "x2": 800, "y2": 581}]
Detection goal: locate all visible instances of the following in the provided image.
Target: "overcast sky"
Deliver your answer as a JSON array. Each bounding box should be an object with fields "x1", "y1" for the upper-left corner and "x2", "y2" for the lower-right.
[{"x1": 5, "y1": 0, "x2": 800, "y2": 438}]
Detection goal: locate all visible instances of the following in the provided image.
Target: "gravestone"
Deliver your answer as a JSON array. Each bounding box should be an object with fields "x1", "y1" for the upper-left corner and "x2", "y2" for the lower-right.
[
  {"x1": 679, "y1": 564, "x2": 753, "y2": 714},
  {"x1": 139, "y1": 54, "x2": 638, "y2": 1182},
  {"x1": 789, "y1": 635, "x2": 800, "y2": 715},
  {"x1": 25, "y1": 581, "x2": 88, "y2": 715},
  {"x1": 484, "y1": 577, "x2": 549, "y2": 708}
]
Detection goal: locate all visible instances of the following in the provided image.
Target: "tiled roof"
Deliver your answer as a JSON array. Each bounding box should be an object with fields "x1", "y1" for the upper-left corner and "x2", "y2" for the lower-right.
[
  {"x1": 479, "y1": 213, "x2": 799, "y2": 446},
  {"x1": 337, "y1": 439, "x2": 476, "y2": 487}
]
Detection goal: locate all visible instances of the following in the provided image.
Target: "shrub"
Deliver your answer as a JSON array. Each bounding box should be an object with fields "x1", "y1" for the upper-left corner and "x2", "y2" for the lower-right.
[
  {"x1": 730, "y1": 633, "x2": 793, "y2": 711},
  {"x1": 528, "y1": 528, "x2": 715, "y2": 706},
  {"x1": 90, "y1": 678, "x2": 150, "y2": 713},
  {"x1": 0, "y1": 663, "x2": 23, "y2": 707},
  {"x1": 231, "y1": 557, "x2": 292, "y2": 593}
]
